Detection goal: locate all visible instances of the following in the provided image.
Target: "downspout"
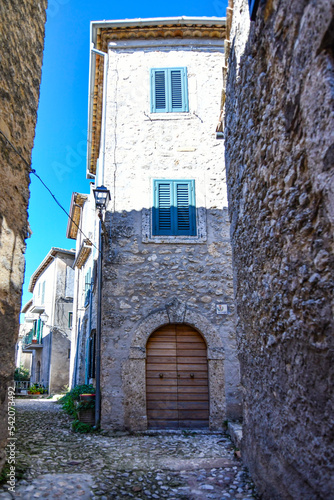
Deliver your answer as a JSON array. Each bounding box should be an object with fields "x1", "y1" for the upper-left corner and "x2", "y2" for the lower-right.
[
  {"x1": 70, "y1": 265, "x2": 81, "y2": 388},
  {"x1": 85, "y1": 277, "x2": 94, "y2": 384},
  {"x1": 92, "y1": 47, "x2": 108, "y2": 186},
  {"x1": 73, "y1": 318, "x2": 81, "y2": 387},
  {"x1": 48, "y1": 255, "x2": 57, "y2": 392},
  {"x1": 95, "y1": 218, "x2": 103, "y2": 428},
  {"x1": 87, "y1": 37, "x2": 108, "y2": 185}
]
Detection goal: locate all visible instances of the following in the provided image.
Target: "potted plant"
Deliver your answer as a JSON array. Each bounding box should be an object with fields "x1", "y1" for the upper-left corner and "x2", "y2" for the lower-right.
[
  {"x1": 28, "y1": 384, "x2": 41, "y2": 395},
  {"x1": 77, "y1": 394, "x2": 95, "y2": 424}
]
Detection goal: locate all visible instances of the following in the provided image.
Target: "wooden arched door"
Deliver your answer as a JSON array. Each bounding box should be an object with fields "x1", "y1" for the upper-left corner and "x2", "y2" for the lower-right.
[{"x1": 146, "y1": 324, "x2": 209, "y2": 429}]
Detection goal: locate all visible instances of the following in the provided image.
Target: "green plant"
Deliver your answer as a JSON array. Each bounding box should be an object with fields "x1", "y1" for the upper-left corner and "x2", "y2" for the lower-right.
[
  {"x1": 182, "y1": 430, "x2": 196, "y2": 437},
  {"x1": 14, "y1": 365, "x2": 30, "y2": 381},
  {"x1": 58, "y1": 384, "x2": 95, "y2": 417},
  {"x1": 0, "y1": 462, "x2": 27, "y2": 485},
  {"x1": 71, "y1": 420, "x2": 94, "y2": 433},
  {"x1": 76, "y1": 400, "x2": 95, "y2": 411},
  {"x1": 28, "y1": 384, "x2": 40, "y2": 394}
]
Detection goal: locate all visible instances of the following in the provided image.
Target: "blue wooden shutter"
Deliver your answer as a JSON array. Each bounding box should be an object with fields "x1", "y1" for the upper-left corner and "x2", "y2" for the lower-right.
[
  {"x1": 84, "y1": 268, "x2": 91, "y2": 306},
  {"x1": 176, "y1": 183, "x2": 191, "y2": 232},
  {"x1": 36, "y1": 319, "x2": 43, "y2": 343},
  {"x1": 175, "y1": 180, "x2": 196, "y2": 235},
  {"x1": 41, "y1": 281, "x2": 45, "y2": 305},
  {"x1": 153, "y1": 181, "x2": 172, "y2": 235},
  {"x1": 170, "y1": 68, "x2": 188, "y2": 112},
  {"x1": 151, "y1": 68, "x2": 188, "y2": 113},
  {"x1": 153, "y1": 180, "x2": 196, "y2": 236},
  {"x1": 151, "y1": 69, "x2": 167, "y2": 112}
]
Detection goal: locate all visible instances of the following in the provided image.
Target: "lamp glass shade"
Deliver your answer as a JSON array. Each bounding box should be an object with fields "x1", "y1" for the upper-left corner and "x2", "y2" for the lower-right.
[
  {"x1": 40, "y1": 312, "x2": 49, "y2": 324},
  {"x1": 93, "y1": 185, "x2": 110, "y2": 209}
]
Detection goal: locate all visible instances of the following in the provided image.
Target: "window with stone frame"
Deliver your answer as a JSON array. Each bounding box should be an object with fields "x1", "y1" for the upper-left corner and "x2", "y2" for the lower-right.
[{"x1": 152, "y1": 179, "x2": 196, "y2": 236}]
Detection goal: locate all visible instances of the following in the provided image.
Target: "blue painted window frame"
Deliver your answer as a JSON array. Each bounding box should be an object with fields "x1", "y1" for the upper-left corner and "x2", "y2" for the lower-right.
[
  {"x1": 150, "y1": 67, "x2": 189, "y2": 113},
  {"x1": 152, "y1": 179, "x2": 196, "y2": 236}
]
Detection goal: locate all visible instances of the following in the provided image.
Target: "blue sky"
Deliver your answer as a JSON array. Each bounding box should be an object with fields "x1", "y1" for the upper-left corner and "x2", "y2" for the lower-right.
[{"x1": 22, "y1": 0, "x2": 228, "y2": 310}]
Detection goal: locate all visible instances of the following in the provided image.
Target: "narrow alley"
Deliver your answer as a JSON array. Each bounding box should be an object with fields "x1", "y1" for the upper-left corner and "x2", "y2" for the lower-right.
[{"x1": 0, "y1": 400, "x2": 257, "y2": 500}]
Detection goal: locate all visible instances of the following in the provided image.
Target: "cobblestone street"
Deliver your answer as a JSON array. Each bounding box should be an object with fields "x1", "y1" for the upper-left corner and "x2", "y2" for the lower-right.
[{"x1": 0, "y1": 400, "x2": 257, "y2": 499}]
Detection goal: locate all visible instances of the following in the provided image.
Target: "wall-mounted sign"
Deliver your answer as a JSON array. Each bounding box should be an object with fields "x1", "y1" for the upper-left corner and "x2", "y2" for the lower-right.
[{"x1": 216, "y1": 304, "x2": 228, "y2": 315}]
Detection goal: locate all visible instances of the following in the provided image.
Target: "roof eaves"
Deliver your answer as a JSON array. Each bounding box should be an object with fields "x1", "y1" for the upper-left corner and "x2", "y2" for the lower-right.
[
  {"x1": 87, "y1": 16, "x2": 226, "y2": 177},
  {"x1": 66, "y1": 192, "x2": 88, "y2": 240},
  {"x1": 21, "y1": 298, "x2": 33, "y2": 314},
  {"x1": 28, "y1": 247, "x2": 76, "y2": 293}
]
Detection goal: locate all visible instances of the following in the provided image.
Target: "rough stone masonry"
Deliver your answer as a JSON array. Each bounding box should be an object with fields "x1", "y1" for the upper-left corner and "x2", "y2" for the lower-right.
[
  {"x1": 224, "y1": 0, "x2": 334, "y2": 498},
  {"x1": 0, "y1": 0, "x2": 47, "y2": 472}
]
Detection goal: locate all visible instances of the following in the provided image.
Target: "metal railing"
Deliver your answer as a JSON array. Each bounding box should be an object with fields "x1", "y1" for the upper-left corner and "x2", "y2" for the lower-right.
[
  {"x1": 15, "y1": 380, "x2": 31, "y2": 393},
  {"x1": 22, "y1": 327, "x2": 42, "y2": 347}
]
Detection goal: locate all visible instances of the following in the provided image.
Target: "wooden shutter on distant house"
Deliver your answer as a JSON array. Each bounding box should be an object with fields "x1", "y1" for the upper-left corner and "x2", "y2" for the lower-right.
[
  {"x1": 153, "y1": 180, "x2": 196, "y2": 236},
  {"x1": 84, "y1": 268, "x2": 91, "y2": 306},
  {"x1": 151, "y1": 68, "x2": 188, "y2": 113},
  {"x1": 41, "y1": 281, "x2": 45, "y2": 305}
]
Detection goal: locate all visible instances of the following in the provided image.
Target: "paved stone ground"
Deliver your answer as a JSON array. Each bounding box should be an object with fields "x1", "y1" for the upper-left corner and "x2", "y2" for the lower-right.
[{"x1": 0, "y1": 400, "x2": 258, "y2": 499}]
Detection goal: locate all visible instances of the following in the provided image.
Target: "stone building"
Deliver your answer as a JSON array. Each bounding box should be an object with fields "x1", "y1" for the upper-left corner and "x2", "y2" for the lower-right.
[
  {"x1": 69, "y1": 16, "x2": 242, "y2": 431},
  {"x1": 66, "y1": 190, "x2": 97, "y2": 388},
  {"x1": 0, "y1": 0, "x2": 47, "y2": 471},
  {"x1": 223, "y1": 0, "x2": 334, "y2": 497},
  {"x1": 19, "y1": 248, "x2": 75, "y2": 393}
]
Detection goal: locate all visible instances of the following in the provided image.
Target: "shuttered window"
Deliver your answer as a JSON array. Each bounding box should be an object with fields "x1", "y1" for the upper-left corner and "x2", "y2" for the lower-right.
[
  {"x1": 41, "y1": 281, "x2": 45, "y2": 305},
  {"x1": 84, "y1": 268, "x2": 91, "y2": 307},
  {"x1": 153, "y1": 180, "x2": 196, "y2": 236},
  {"x1": 150, "y1": 68, "x2": 189, "y2": 113}
]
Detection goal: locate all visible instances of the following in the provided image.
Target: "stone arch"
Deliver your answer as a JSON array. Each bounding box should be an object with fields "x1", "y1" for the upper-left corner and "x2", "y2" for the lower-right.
[
  {"x1": 129, "y1": 297, "x2": 224, "y2": 361},
  {"x1": 123, "y1": 298, "x2": 226, "y2": 431}
]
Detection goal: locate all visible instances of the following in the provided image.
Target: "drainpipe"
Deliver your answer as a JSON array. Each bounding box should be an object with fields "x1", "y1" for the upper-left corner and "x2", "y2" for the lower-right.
[
  {"x1": 48, "y1": 329, "x2": 53, "y2": 393},
  {"x1": 95, "y1": 216, "x2": 103, "y2": 428},
  {"x1": 87, "y1": 45, "x2": 108, "y2": 185},
  {"x1": 48, "y1": 255, "x2": 57, "y2": 392},
  {"x1": 73, "y1": 318, "x2": 81, "y2": 387},
  {"x1": 85, "y1": 277, "x2": 94, "y2": 385}
]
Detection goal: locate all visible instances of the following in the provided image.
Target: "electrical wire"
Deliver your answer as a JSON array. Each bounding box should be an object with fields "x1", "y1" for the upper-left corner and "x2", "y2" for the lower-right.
[{"x1": 0, "y1": 129, "x2": 101, "y2": 254}]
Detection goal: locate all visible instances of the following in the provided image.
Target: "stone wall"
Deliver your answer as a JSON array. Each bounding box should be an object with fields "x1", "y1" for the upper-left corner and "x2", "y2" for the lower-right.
[
  {"x1": 99, "y1": 37, "x2": 242, "y2": 430},
  {"x1": 224, "y1": 0, "x2": 334, "y2": 497},
  {"x1": 0, "y1": 0, "x2": 47, "y2": 472}
]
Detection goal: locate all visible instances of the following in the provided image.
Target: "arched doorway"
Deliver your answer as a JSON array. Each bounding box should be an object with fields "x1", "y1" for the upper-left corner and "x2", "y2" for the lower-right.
[{"x1": 146, "y1": 324, "x2": 209, "y2": 429}]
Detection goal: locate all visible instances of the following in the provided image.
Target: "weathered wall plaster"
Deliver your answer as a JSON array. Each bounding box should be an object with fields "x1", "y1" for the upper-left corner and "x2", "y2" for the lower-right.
[{"x1": 0, "y1": 0, "x2": 47, "y2": 472}]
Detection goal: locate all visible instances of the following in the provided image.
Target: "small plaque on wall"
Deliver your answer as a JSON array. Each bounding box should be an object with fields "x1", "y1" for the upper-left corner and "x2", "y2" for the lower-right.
[{"x1": 216, "y1": 304, "x2": 228, "y2": 315}]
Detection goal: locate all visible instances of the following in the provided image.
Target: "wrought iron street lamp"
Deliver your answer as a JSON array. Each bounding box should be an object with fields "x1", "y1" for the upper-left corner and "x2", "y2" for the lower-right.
[
  {"x1": 93, "y1": 184, "x2": 110, "y2": 428},
  {"x1": 93, "y1": 185, "x2": 110, "y2": 210},
  {"x1": 40, "y1": 312, "x2": 49, "y2": 324}
]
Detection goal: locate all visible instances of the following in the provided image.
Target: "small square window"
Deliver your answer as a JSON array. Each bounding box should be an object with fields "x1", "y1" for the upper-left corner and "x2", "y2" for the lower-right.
[
  {"x1": 152, "y1": 180, "x2": 196, "y2": 236},
  {"x1": 150, "y1": 68, "x2": 189, "y2": 113}
]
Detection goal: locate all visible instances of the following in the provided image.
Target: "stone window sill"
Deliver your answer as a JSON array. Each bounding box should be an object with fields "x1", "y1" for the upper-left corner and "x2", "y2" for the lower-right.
[
  {"x1": 142, "y1": 208, "x2": 207, "y2": 244},
  {"x1": 145, "y1": 112, "x2": 195, "y2": 121}
]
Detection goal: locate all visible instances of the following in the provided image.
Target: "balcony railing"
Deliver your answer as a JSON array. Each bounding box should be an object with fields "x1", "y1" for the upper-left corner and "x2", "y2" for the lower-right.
[
  {"x1": 22, "y1": 328, "x2": 43, "y2": 349},
  {"x1": 15, "y1": 381, "x2": 31, "y2": 393}
]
